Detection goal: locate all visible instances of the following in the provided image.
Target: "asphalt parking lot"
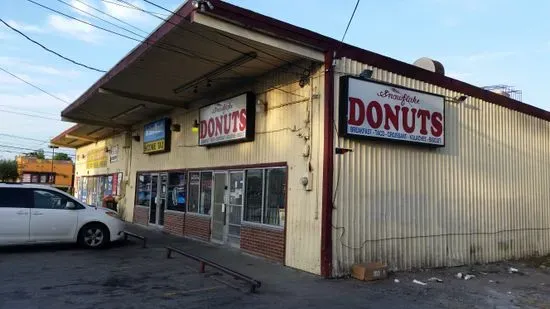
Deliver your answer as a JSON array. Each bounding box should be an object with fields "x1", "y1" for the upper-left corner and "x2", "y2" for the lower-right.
[
  {"x1": 0, "y1": 238, "x2": 249, "y2": 309},
  {"x1": 1, "y1": 225, "x2": 549, "y2": 309}
]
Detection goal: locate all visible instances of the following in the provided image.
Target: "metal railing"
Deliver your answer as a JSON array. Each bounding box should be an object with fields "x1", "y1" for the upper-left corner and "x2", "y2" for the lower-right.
[
  {"x1": 122, "y1": 231, "x2": 147, "y2": 248},
  {"x1": 165, "y1": 246, "x2": 262, "y2": 293}
]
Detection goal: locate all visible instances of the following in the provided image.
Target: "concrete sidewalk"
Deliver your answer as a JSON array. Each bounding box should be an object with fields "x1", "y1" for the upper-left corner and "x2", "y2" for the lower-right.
[{"x1": 124, "y1": 223, "x2": 324, "y2": 290}]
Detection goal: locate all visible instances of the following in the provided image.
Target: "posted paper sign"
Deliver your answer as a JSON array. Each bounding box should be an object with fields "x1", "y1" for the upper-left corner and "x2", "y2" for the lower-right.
[{"x1": 339, "y1": 76, "x2": 445, "y2": 146}]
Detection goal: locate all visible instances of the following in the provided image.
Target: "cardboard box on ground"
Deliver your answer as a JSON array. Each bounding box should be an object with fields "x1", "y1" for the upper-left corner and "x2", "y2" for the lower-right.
[{"x1": 351, "y1": 262, "x2": 388, "y2": 281}]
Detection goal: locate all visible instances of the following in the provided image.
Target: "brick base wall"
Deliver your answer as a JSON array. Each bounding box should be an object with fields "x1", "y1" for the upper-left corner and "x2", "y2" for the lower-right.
[
  {"x1": 164, "y1": 211, "x2": 185, "y2": 236},
  {"x1": 133, "y1": 206, "x2": 149, "y2": 226},
  {"x1": 184, "y1": 214, "x2": 211, "y2": 241},
  {"x1": 241, "y1": 224, "x2": 285, "y2": 263}
]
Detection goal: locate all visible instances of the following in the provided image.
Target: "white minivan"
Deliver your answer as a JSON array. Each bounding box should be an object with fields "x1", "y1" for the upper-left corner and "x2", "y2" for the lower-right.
[{"x1": 0, "y1": 183, "x2": 125, "y2": 248}]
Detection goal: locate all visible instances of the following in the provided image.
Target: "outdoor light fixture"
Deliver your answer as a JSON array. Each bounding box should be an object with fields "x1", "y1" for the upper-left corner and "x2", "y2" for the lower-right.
[
  {"x1": 191, "y1": 120, "x2": 200, "y2": 133},
  {"x1": 452, "y1": 95, "x2": 468, "y2": 103},
  {"x1": 359, "y1": 69, "x2": 373, "y2": 80},
  {"x1": 192, "y1": 0, "x2": 214, "y2": 12},
  {"x1": 173, "y1": 52, "x2": 257, "y2": 94},
  {"x1": 111, "y1": 104, "x2": 145, "y2": 121},
  {"x1": 170, "y1": 124, "x2": 181, "y2": 132}
]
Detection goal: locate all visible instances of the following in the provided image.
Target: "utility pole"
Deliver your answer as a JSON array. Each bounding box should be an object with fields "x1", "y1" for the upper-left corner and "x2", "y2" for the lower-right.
[{"x1": 48, "y1": 145, "x2": 59, "y2": 184}]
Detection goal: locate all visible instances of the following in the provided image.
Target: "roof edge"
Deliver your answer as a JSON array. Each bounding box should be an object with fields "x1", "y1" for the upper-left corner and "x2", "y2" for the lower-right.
[{"x1": 61, "y1": 0, "x2": 196, "y2": 117}]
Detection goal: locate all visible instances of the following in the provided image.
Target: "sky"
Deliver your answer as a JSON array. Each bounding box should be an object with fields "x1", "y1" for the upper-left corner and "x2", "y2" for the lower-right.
[{"x1": 0, "y1": 0, "x2": 548, "y2": 160}]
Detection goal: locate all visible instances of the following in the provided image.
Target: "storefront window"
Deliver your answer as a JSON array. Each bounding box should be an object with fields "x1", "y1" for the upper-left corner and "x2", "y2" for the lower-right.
[
  {"x1": 244, "y1": 169, "x2": 263, "y2": 223},
  {"x1": 167, "y1": 172, "x2": 186, "y2": 212},
  {"x1": 200, "y1": 172, "x2": 213, "y2": 215},
  {"x1": 137, "y1": 173, "x2": 152, "y2": 207},
  {"x1": 264, "y1": 168, "x2": 286, "y2": 227},
  {"x1": 188, "y1": 172, "x2": 200, "y2": 213},
  {"x1": 243, "y1": 167, "x2": 286, "y2": 227}
]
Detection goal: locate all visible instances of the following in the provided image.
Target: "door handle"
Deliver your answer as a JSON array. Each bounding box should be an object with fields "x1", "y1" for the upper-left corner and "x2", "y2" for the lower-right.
[
  {"x1": 16, "y1": 211, "x2": 28, "y2": 215},
  {"x1": 221, "y1": 204, "x2": 226, "y2": 225},
  {"x1": 32, "y1": 211, "x2": 44, "y2": 215}
]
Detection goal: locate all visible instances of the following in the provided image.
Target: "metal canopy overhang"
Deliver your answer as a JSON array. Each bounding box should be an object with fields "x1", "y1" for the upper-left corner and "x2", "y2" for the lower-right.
[
  {"x1": 50, "y1": 124, "x2": 123, "y2": 148},
  {"x1": 59, "y1": 7, "x2": 324, "y2": 141}
]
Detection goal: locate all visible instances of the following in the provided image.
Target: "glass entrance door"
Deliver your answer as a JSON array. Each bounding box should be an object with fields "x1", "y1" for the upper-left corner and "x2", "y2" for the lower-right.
[
  {"x1": 149, "y1": 173, "x2": 167, "y2": 226},
  {"x1": 227, "y1": 171, "x2": 244, "y2": 248},
  {"x1": 211, "y1": 172, "x2": 227, "y2": 244}
]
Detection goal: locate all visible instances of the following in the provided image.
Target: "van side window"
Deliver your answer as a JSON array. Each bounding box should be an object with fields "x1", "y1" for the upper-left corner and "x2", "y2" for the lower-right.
[
  {"x1": 33, "y1": 190, "x2": 72, "y2": 210},
  {"x1": 0, "y1": 188, "x2": 30, "y2": 208}
]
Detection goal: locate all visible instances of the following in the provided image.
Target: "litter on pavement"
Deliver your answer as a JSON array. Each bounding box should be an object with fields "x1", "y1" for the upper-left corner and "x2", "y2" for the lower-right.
[
  {"x1": 412, "y1": 279, "x2": 427, "y2": 286},
  {"x1": 428, "y1": 277, "x2": 443, "y2": 283}
]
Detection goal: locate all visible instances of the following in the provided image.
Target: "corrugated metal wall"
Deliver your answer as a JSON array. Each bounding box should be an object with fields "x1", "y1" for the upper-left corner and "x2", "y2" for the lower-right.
[
  {"x1": 74, "y1": 133, "x2": 130, "y2": 178},
  {"x1": 332, "y1": 57, "x2": 550, "y2": 276},
  {"x1": 125, "y1": 64, "x2": 324, "y2": 274}
]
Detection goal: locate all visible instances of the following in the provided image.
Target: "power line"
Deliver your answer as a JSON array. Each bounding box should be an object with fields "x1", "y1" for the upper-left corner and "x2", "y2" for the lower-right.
[
  {"x1": 0, "y1": 144, "x2": 75, "y2": 157},
  {"x1": 55, "y1": 0, "x2": 147, "y2": 38},
  {"x1": 135, "y1": 0, "x2": 309, "y2": 72},
  {"x1": 0, "y1": 66, "x2": 70, "y2": 105},
  {"x1": 0, "y1": 133, "x2": 48, "y2": 143},
  {"x1": 0, "y1": 18, "x2": 106, "y2": 73},
  {"x1": 25, "y1": 0, "x2": 241, "y2": 67},
  {"x1": 0, "y1": 104, "x2": 59, "y2": 116},
  {"x1": 0, "y1": 109, "x2": 61, "y2": 121},
  {"x1": 340, "y1": 0, "x2": 361, "y2": 43},
  {"x1": 72, "y1": 0, "x2": 149, "y2": 35},
  {"x1": 100, "y1": 0, "x2": 168, "y2": 17}
]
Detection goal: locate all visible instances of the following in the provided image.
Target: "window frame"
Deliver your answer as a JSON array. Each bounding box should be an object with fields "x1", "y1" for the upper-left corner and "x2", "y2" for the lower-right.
[
  {"x1": 242, "y1": 166, "x2": 287, "y2": 228},
  {"x1": 31, "y1": 188, "x2": 85, "y2": 210},
  {"x1": 165, "y1": 171, "x2": 187, "y2": 213},
  {"x1": 136, "y1": 172, "x2": 153, "y2": 208},
  {"x1": 186, "y1": 170, "x2": 213, "y2": 216}
]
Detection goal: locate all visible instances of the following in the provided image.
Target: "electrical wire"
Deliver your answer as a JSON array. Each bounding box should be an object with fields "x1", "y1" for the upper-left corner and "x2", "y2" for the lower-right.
[
  {"x1": 24, "y1": 0, "x2": 229, "y2": 66},
  {"x1": 139, "y1": 0, "x2": 310, "y2": 72},
  {"x1": 340, "y1": 0, "x2": 361, "y2": 43},
  {"x1": 0, "y1": 18, "x2": 106, "y2": 73},
  {"x1": 333, "y1": 224, "x2": 550, "y2": 250},
  {"x1": 0, "y1": 104, "x2": 59, "y2": 116},
  {"x1": 121, "y1": 0, "x2": 309, "y2": 73},
  {"x1": 0, "y1": 66, "x2": 104, "y2": 120},
  {"x1": 72, "y1": 0, "x2": 150, "y2": 35},
  {"x1": 331, "y1": 0, "x2": 360, "y2": 238},
  {"x1": 0, "y1": 143, "x2": 75, "y2": 157},
  {"x1": 0, "y1": 66, "x2": 70, "y2": 105},
  {"x1": 55, "y1": 0, "x2": 148, "y2": 38},
  {"x1": 0, "y1": 133, "x2": 49, "y2": 143},
  {"x1": 0, "y1": 109, "x2": 60, "y2": 121},
  {"x1": 100, "y1": 0, "x2": 168, "y2": 17},
  {"x1": 256, "y1": 127, "x2": 303, "y2": 135}
]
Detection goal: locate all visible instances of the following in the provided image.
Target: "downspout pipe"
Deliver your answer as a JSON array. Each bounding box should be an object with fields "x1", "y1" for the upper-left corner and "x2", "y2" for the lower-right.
[{"x1": 320, "y1": 51, "x2": 335, "y2": 278}]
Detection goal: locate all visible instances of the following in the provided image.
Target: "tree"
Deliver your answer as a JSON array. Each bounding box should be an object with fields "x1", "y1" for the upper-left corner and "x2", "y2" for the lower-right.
[
  {"x1": 0, "y1": 159, "x2": 18, "y2": 182},
  {"x1": 28, "y1": 149, "x2": 45, "y2": 159},
  {"x1": 53, "y1": 153, "x2": 72, "y2": 161}
]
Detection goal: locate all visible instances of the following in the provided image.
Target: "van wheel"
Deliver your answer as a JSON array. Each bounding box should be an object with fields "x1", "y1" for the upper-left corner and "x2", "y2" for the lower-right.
[{"x1": 79, "y1": 223, "x2": 110, "y2": 249}]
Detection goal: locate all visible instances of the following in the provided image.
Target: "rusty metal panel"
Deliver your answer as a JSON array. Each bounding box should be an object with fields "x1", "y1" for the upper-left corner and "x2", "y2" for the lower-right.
[
  {"x1": 124, "y1": 66, "x2": 324, "y2": 274},
  {"x1": 332, "y1": 57, "x2": 550, "y2": 276}
]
